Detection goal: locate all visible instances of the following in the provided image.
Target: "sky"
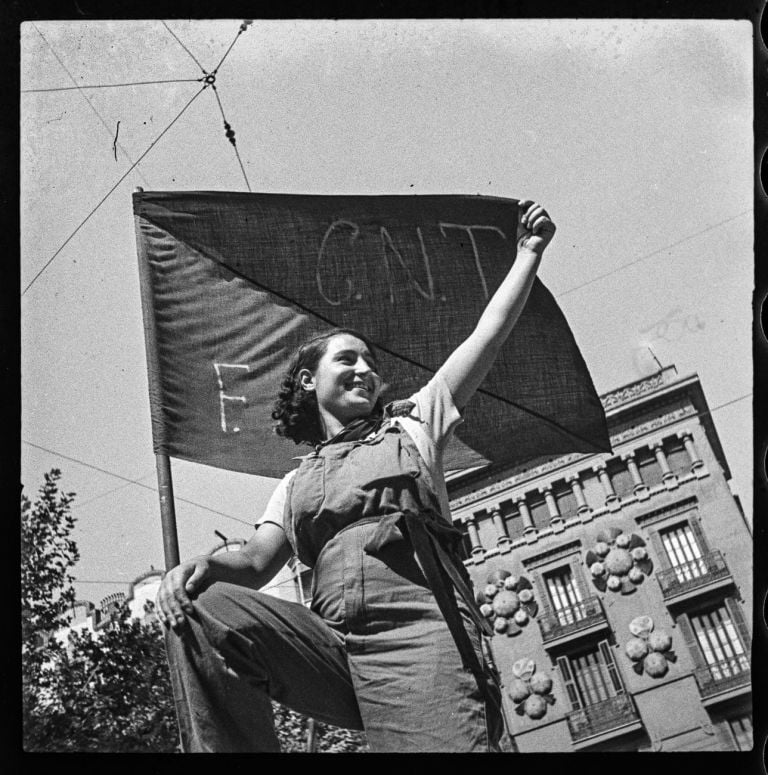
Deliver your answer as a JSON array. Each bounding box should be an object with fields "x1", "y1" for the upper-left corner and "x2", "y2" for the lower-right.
[{"x1": 20, "y1": 19, "x2": 754, "y2": 609}]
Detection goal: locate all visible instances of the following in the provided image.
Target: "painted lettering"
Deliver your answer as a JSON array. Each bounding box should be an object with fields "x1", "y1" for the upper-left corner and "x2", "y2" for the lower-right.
[
  {"x1": 214, "y1": 363, "x2": 250, "y2": 433},
  {"x1": 380, "y1": 226, "x2": 436, "y2": 304},
  {"x1": 316, "y1": 219, "x2": 359, "y2": 306},
  {"x1": 438, "y1": 223, "x2": 507, "y2": 300}
]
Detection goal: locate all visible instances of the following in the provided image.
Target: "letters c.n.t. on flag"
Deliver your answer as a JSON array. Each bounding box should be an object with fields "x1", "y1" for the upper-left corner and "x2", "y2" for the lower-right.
[{"x1": 133, "y1": 190, "x2": 610, "y2": 480}]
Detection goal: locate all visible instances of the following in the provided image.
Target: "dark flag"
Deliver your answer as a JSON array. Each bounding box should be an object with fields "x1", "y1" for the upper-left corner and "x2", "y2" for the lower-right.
[{"x1": 133, "y1": 191, "x2": 610, "y2": 479}]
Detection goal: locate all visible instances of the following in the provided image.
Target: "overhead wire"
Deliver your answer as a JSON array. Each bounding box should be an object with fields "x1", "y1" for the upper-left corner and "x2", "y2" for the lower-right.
[
  {"x1": 211, "y1": 85, "x2": 252, "y2": 191},
  {"x1": 21, "y1": 78, "x2": 203, "y2": 93},
  {"x1": 24, "y1": 18, "x2": 253, "y2": 296},
  {"x1": 74, "y1": 472, "x2": 156, "y2": 509},
  {"x1": 22, "y1": 440, "x2": 255, "y2": 528},
  {"x1": 211, "y1": 20, "x2": 253, "y2": 75},
  {"x1": 30, "y1": 24, "x2": 152, "y2": 190},
  {"x1": 21, "y1": 82, "x2": 208, "y2": 297},
  {"x1": 161, "y1": 21, "x2": 208, "y2": 74},
  {"x1": 555, "y1": 209, "x2": 751, "y2": 298}
]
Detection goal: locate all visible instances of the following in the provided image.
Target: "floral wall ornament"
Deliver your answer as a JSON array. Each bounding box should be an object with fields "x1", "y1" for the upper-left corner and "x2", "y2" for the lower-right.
[
  {"x1": 508, "y1": 658, "x2": 556, "y2": 720},
  {"x1": 625, "y1": 615, "x2": 677, "y2": 678},
  {"x1": 585, "y1": 527, "x2": 653, "y2": 594},
  {"x1": 475, "y1": 568, "x2": 538, "y2": 636}
]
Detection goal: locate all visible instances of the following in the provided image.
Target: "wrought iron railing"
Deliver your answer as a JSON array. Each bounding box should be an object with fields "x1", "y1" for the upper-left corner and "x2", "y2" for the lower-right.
[
  {"x1": 538, "y1": 596, "x2": 607, "y2": 643},
  {"x1": 566, "y1": 693, "x2": 640, "y2": 742},
  {"x1": 656, "y1": 550, "x2": 731, "y2": 599},
  {"x1": 694, "y1": 657, "x2": 751, "y2": 698}
]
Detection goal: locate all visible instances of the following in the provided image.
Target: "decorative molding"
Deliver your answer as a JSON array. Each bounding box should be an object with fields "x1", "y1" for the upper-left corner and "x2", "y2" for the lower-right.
[
  {"x1": 609, "y1": 406, "x2": 697, "y2": 447},
  {"x1": 599, "y1": 369, "x2": 675, "y2": 409},
  {"x1": 522, "y1": 539, "x2": 582, "y2": 570},
  {"x1": 450, "y1": 406, "x2": 698, "y2": 511},
  {"x1": 634, "y1": 496, "x2": 699, "y2": 528}
]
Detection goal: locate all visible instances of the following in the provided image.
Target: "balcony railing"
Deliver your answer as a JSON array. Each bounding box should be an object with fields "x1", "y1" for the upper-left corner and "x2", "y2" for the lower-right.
[
  {"x1": 656, "y1": 550, "x2": 731, "y2": 600},
  {"x1": 566, "y1": 693, "x2": 640, "y2": 743},
  {"x1": 538, "y1": 596, "x2": 607, "y2": 644},
  {"x1": 694, "y1": 657, "x2": 751, "y2": 699}
]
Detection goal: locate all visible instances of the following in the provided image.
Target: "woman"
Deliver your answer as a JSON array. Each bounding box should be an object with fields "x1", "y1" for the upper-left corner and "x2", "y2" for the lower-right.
[{"x1": 157, "y1": 200, "x2": 556, "y2": 752}]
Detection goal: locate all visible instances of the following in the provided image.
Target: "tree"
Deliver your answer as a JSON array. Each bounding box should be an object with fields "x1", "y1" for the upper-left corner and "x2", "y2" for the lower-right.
[
  {"x1": 21, "y1": 468, "x2": 367, "y2": 752},
  {"x1": 272, "y1": 703, "x2": 369, "y2": 753},
  {"x1": 27, "y1": 601, "x2": 179, "y2": 752},
  {"x1": 21, "y1": 468, "x2": 79, "y2": 748}
]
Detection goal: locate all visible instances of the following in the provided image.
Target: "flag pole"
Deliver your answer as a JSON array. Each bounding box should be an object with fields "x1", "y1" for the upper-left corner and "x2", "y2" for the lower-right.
[
  {"x1": 133, "y1": 186, "x2": 180, "y2": 570},
  {"x1": 156, "y1": 452, "x2": 180, "y2": 569}
]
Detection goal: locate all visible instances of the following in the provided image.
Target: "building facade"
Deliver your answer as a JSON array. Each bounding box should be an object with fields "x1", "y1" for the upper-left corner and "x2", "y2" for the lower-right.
[{"x1": 448, "y1": 366, "x2": 752, "y2": 752}]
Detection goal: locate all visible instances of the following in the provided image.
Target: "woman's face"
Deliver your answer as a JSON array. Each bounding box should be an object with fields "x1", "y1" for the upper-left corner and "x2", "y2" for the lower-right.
[{"x1": 300, "y1": 333, "x2": 383, "y2": 426}]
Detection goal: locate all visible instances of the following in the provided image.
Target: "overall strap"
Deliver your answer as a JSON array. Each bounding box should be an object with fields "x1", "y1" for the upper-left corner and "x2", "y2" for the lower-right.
[{"x1": 363, "y1": 510, "x2": 501, "y2": 715}]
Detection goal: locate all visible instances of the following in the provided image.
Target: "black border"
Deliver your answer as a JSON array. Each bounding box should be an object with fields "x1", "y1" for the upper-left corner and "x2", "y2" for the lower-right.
[{"x1": 7, "y1": 2, "x2": 765, "y2": 772}]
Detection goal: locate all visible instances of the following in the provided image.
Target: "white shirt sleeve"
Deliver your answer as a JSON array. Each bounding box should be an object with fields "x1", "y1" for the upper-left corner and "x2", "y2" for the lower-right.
[
  {"x1": 406, "y1": 371, "x2": 464, "y2": 452},
  {"x1": 255, "y1": 468, "x2": 297, "y2": 530}
]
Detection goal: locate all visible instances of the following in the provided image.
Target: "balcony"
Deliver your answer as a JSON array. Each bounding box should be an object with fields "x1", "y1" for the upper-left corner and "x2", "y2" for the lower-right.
[
  {"x1": 694, "y1": 657, "x2": 751, "y2": 705},
  {"x1": 567, "y1": 694, "x2": 642, "y2": 746},
  {"x1": 538, "y1": 596, "x2": 609, "y2": 648},
  {"x1": 656, "y1": 550, "x2": 733, "y2": 604}
]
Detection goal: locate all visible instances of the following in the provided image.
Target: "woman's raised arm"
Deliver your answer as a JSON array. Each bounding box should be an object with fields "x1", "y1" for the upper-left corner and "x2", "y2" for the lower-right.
[{"x1": 436, "y1": 200, "x2": 556, "y2": 411}]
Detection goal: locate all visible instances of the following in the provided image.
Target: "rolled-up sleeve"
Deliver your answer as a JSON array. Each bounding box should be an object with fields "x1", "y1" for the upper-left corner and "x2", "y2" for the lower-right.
[
  {"x1": 411, "y1": 371, "x2": 464, "y2": 451},
  {"x1": 255, "y1": 469, "x2": 296, "y2": 530}
]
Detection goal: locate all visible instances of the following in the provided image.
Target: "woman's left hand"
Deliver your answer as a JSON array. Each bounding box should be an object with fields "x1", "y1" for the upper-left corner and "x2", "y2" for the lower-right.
[{"x1": 517, "y1": 200, "x2": 556, "y2": 255}]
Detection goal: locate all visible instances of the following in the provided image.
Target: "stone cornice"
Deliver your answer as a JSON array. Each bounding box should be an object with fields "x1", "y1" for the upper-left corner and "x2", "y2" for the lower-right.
[
  {"x1": 634, "y1": 496, "x2": 699, "y2": 528},
  {"x1": 599, "y1": 368, "x2": 676, "y2": 410},
  {"x1": 450, "y1": 407, "x2": 697, "y2": 511},
  {"x1": 522, "y1": 539, "x2": 583, "y2": 570}
]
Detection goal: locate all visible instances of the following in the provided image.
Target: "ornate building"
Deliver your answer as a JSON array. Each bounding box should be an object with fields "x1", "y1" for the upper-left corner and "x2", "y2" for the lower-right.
[{"x1": 448, "y1": 366, "x2": 752, "y2": 752}]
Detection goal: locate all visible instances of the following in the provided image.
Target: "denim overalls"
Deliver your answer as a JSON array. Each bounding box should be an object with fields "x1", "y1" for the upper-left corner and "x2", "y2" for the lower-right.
[
  {"x1": 282, "y1": 416, "x2": 504, "y2": 751},
  {"x1": 165, "y1": 415, "x2": 506, "y2": 752}
]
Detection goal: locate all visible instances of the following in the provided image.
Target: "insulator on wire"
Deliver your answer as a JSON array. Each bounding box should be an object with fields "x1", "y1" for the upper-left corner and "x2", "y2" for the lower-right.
[
  {"x1": 240, "y1": 20, "x2": 253, "y2": 32},
  {"x1": 224, "y1": 120, "x2": 236, "y2": 146}
]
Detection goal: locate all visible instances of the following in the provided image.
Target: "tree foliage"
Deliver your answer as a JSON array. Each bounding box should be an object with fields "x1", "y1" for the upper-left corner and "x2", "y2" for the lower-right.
[
  {"x1": 21, "y1": 469, "x2": 78, "y2": 655},
  {"x1": 272, "y1": 703, "x2": 369, "y2": 753}
]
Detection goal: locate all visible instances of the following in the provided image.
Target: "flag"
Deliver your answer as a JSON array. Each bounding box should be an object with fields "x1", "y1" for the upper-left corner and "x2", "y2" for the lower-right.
[{"x1": 134, "y1": 190, "x2": 610, "y2": 479}]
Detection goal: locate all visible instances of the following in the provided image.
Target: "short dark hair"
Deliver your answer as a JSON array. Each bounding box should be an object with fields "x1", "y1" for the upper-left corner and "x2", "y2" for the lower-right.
[{"x1": 271, "y1": 328, "x2": 384, "y2": 445}]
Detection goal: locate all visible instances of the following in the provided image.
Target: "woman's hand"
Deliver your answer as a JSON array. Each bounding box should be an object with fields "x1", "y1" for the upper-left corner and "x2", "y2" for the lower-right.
[
  {"x1": 436, "y1": 198, "x2": 555, "y2": 409},
  {"x1": 156, "y1": 557, "x2": 211, "y2": 631},
  {"x1": 517, "y1": 199, "x2": 556, "y2": 255}
]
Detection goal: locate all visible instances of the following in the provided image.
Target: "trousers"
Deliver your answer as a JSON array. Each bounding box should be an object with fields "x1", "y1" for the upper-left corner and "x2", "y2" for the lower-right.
[{"x1": 165, "y1": 520, "x2": 502, "y2": 752}]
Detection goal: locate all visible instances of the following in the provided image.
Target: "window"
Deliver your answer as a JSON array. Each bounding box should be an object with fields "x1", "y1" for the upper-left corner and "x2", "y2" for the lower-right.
[
  {"x1": 636, "y1": 447, "x2": 663, "y2": 487},
  {"x1": 665, "y1": 438, "x2": 690, "y2": 476},
  {"x1": 500, "y1": 500, "x2": 524, "y2": 541},
  {"x1": 727, "y1": 713, "x2": 752, "y2": 751},
  {"x1": 557, "y1": 640, "x2": 624, "y2": 710},
  {"x1": 689, "y1": 604, "x2": 749, "y2": 679},
  {"x1": 527, "y1": 496, "x2": 550, "y2": 529},
  {"x1": 553, "y1": 484, "x2": 577, "y2": 520},
  {"x1": 607, "y1": 460, "x2": 634, "y2": 499},
  {"x1": 660, "y1": 522, "x2": 706, "y2": 580},
  {"x1": 544, "y1": 566, "x2": 583, "y2": 626}
]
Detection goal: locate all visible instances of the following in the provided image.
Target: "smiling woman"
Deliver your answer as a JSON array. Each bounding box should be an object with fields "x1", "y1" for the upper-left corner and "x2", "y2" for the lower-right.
[
  {"x1": 155, "y1": 200, "x2": 556, "y2": 752},
  {"x1": 272, "y1": 329, "x2": 385, "y2": 445}
]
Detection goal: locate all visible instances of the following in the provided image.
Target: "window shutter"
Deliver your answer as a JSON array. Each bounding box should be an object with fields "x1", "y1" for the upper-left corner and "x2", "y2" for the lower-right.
[
  {"x1": 676, "y1": 613, "x2": 706, "y2": 669},
  {"x1": 688, "y1": 515, "x2": 711, "y2": 554},
  {"x1": 648, "y1": 529, "x2": 670, "y2": 570},
  {"x1": 598, "y1": 639, "x2": 625, "y2": 695},
  {"x1": 532, "y1": 572, "x2": 549, "y2": 613},
  {"x1": 724, "y1": 597, "x2": 751, "y2": 654},
  {"x1": 570, "y1": 557, "x2": 587, "y2": 600},
  {"x1": 556, "y1": 655, "x2": 582, "y2": 710}
]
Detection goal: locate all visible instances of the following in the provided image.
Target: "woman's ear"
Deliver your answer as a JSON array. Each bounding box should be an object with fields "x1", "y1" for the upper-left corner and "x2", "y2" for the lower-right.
[{"x1": 297, "y1": 368, "x2": 315, "y2": 392}]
